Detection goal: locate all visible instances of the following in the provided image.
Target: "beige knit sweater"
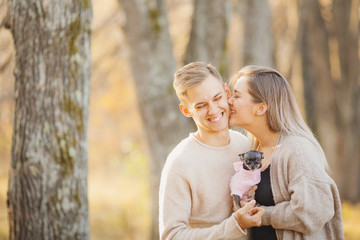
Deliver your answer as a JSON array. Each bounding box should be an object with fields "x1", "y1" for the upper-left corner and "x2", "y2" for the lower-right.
[
  {"x1": 261, "y1": 134, "x2": 344, "y2": 240},
  {"x1": 159, "y1": 130, "x2": 251, "y2": 240}
]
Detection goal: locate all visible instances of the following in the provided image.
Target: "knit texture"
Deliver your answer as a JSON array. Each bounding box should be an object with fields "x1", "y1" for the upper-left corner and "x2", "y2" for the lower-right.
[
  {"x1": 230, "y1": 161, "x2": 261, "y2": 200},
  {"x1": 261, "y1": 134, "x2": 344, "y2": 240},
  {"x1": 159, "y1": 130, "x2": 251, "y2": 240}
]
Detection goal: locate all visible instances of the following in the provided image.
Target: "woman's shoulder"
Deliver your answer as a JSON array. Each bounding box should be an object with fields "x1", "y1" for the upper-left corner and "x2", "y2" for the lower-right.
[
  {"x1": 280, "y1": 134, "x2": 314, "y2": 148},
  {"x1": 278, "y1": 135, "x2": 320, "y2": 158},
  {"x1": 275, "y1": 135, "x2": 330, "y2": 182}
]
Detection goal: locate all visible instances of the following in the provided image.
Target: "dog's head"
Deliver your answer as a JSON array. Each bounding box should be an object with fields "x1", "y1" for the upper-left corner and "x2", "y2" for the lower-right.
[{"x1": 239, "y1": 150, "x2": 263, "y2": 171}]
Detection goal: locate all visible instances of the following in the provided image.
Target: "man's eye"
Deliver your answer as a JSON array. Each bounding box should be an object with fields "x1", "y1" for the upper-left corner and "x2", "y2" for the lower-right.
[
  {"x1": 215, "y1": 96, "x2": 222, "y2": 101},
  {"x1": 196, "y1": 105, "x2": 205, "y2": 110}
]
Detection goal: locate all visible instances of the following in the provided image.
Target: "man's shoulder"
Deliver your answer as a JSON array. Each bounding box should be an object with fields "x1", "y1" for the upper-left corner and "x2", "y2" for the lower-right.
[
  {"x1": 166, "y1": 134, "x2": 195, "y2": 163},
  {"x1": 169, "y1": 133, "x2": 193, "y2": 153},
  {"x1": 162, "y1": 134, "x2": 197, "y2": 176},
  {"x1": 229, "y1": 129, "x2": 246, "y2": 137},
  {"x1": 229, "y1": 129, "x2": 250, "y2": 144}
]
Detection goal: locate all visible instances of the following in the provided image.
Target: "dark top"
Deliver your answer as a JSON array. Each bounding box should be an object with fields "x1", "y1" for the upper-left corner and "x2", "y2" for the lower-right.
[{"x1": 251, "y1": 166, "x2": 277, "y2": 240}]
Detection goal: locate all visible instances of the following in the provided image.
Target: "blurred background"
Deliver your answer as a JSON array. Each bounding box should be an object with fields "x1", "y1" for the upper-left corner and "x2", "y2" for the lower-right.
[{"x1": 0, "y1": 0, "x2": 359, "y2": 239}]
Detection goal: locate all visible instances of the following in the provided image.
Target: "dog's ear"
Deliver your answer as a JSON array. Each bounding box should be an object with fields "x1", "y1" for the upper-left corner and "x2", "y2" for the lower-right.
[
  {"x1": 260, "y1": 152, "x2": 264, "y2": 159},
  {"x1": 238, "y1": 153, "x2": 245, "y2": 161}
]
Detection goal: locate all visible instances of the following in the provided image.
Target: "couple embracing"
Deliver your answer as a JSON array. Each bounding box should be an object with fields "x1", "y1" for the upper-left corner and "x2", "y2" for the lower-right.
[{"x1": 159, "y1": 62, "x2": 344, "y2": 240}]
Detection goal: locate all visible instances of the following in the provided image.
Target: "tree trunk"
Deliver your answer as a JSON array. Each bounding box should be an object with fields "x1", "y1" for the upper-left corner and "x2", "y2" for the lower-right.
[
  {"x1": 242, "y1": 0, "x2": 274, "y2": 67},
  {"x1": 184, "y1": 0, "x2": 231, "y2": 77},
  {"x1": 299, "y1": 0, "x2": 331, "y2": 137},
  {"x1": 118, "y1": 0, "x2": 194, "y2": 239},
  {"x1": 7, "y1": 0, "x2": 92, "y2": 239},
  {"x1": 330, "y1": 0, "x2": 360, "y2": 201},
  {"x1": 299, "y1": 0, "x2": 360, "y2": 201}
]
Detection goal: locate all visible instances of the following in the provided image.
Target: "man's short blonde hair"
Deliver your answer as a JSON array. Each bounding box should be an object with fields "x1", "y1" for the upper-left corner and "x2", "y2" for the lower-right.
[{"x1": 173, "y1": 62, "x2": 223, "y2": 103}]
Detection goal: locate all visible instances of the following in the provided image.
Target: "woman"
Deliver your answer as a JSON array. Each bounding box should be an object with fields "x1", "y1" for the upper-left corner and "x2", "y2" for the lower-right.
[{"x1": 228, "y1": 65, "x2": 344, "y2": 240}]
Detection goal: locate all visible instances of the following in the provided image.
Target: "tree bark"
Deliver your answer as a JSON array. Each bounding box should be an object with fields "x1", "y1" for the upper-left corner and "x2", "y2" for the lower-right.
[
  {"x1": 118, "y1": 0, "x2": 194, "y2": 239},
  {"x1": 7, "y1": 0, "x2": 92, "y2": 239},
  {"x1": 242, "y1": 0, "x2": 274, "y2": 67},
  {"x1": 330, "y1": 0, "x2": 360, "y2": 201},
  {"x1": 184, "y1": 0, "x2": 231, "y2": 77},
  {"x1": 299, "y1": 0, "x2": 360, "y2": 201}
]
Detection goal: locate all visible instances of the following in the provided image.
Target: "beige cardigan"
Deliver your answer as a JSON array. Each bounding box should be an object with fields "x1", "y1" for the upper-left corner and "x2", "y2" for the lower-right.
[
  {"x1": 159, "y1": 130, "x2": 251, "y2": 240},
  {"x1": 261, "y1": 134, "x2": 344, "y2": 240}
]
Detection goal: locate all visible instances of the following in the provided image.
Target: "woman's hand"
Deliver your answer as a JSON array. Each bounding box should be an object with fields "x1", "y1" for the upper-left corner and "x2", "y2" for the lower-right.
[{"x1": 234, "y1": 200, "x2": 265, "y2": 229}]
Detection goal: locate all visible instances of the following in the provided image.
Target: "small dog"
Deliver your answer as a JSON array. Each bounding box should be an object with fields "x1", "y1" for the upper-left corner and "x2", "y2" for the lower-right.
[{"x1": 230, "y1": 150, "x2": 263, "y2": 208}]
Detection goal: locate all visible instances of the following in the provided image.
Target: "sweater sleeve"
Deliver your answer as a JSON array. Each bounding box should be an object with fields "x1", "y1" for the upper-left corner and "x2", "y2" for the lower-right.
[
  {"x1": 159, "y1": 166, "x2": 247, "y2": 240},
  {"x1": 261, "y1": 144, "x2": 336, "y2": 234}
]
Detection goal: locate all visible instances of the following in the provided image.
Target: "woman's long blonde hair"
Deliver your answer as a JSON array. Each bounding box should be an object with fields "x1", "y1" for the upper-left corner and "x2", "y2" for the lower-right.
[{"x1": 229, "y1": 65, "x2": 329, "y2": 171}]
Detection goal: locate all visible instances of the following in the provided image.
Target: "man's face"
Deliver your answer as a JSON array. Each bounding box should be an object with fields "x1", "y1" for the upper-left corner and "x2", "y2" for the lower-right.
[{"x1": 180, "y1": 75, "x2": 231, "y2": 134}]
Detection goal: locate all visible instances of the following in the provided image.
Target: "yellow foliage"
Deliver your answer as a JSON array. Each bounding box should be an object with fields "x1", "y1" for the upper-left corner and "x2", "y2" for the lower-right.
[
  {"x1": 0, "y1": 0, "x2": 358, "y2": 240},
  {"x1": 342, "y1": 201, "x2": 360, "y2": 240},
  {"x1": 0, "y1": 180, "x2": 8, "y2": 240},
  {"x1": 89, "y1": 145, "x2": 151, "y2": 240}
]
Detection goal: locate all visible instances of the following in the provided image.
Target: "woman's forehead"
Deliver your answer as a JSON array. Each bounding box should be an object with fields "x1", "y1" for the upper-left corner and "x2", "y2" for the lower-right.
[{"x1": 234, "y1": 76, "x2": 249, "y2": 91}]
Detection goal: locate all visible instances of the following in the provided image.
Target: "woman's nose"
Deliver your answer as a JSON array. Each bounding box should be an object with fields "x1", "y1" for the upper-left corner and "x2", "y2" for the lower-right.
[{"x1": 228, "y1": 96, "x2": 233, "y2": 105}]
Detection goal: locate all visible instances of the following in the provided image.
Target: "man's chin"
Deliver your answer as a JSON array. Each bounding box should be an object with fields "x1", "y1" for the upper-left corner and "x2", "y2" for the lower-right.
[{"x1": 210, "y1": 121, "x2": 229, "y2": 132}]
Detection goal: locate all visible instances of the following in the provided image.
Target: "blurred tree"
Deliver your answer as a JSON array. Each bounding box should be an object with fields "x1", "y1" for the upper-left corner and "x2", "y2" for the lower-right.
[
  {"x1": 6, "y1": 0, "x2": 92, "y2": 239},
  {"x1": 299, "y1": 0, "x2": 360, "y2": 201},
  {"x1": 118, "y1": 0, "x2": 194, "y2": 239},
  {"x1": 241, "y1": 0, "x2": 274, "y2": 67},
  {"x1": 184, "y1": 0, "x2": 231, "y2": 77}
]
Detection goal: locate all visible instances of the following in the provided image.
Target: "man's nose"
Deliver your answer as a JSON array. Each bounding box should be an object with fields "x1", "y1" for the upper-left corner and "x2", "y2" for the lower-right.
[{"x1": 208, "y1": 101, "x2": 217, "y2": 115}]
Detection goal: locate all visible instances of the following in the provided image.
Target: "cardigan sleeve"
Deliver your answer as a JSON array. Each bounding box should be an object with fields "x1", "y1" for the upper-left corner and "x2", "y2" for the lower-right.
[
  {"x1": 159, "y1": 166, "x2": 247, "y2": 240},
  {"x1": 261, "y1": 175, "x2": 335, "y2": 234},
  {"x1": 261, "y1": 140, "x2": 336, "y2": 234}
]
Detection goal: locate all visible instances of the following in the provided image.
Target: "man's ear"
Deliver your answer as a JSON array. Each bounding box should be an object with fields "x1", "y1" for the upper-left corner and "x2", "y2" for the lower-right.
[
  {"x1": 179, "y1": 103, "x2": 192, "y2": 118},
  {"x1": 224, "y1": 83, "x2": 231, "y2": 99},
  {"x1": 256, "y1": 103, "x2": 268, "y2": 116}
]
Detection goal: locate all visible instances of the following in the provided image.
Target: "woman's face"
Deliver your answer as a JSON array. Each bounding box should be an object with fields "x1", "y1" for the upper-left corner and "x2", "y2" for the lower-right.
[{"x1": 228, "y1": 76, "x2": 259, "y2": 128}]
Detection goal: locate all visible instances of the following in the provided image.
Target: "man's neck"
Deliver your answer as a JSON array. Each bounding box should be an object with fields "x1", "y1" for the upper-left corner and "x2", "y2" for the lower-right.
[{"x1": 195, "y1": 129, "x2": 230, "y2": 147}]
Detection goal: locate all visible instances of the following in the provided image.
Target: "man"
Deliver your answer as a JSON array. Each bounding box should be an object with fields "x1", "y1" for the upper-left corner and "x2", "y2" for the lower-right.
[{"x1": 159, "y1": 62, "x2": 264, "y2": 240}]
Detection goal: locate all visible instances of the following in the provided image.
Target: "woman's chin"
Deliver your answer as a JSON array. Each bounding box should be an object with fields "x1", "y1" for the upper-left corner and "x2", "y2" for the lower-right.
[{"x1": 228, "y1": 116, "x2": 238, "y2": 127}]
